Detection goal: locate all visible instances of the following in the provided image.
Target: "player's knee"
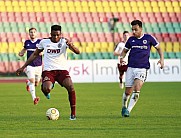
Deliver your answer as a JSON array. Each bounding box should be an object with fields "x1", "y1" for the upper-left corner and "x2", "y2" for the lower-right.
[
  {"x1": 41, "y1": 85, "x2": 51, "y2": 93},
  {"x1": 67, "y1": 84, "x2": 75, "y2": 92},
  {"x1": 35, "y1": 82, "x2": 39, "y2": 87}
]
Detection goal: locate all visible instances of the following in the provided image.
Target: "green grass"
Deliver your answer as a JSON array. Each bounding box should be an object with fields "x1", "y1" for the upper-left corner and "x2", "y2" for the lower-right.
[{"x1": 0, "y1": 82, "x2": 181, "y2": 138}]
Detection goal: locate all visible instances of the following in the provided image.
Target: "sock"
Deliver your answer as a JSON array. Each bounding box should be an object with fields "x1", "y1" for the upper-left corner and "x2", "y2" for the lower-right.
[
  {"x1": 68, "y1": 91, "x2": 76, "y2": 116},
  {"x1": 122, "y1": 92, "x2": 130, "y2": 108},
  {"x1": 26, "y1": 80, "x2": 30, "y2": 86},
  {"x1": 29, "y1": 82, "x2": 36, "y2": 100},
  {"x1": 127, "y1": 91, "x2": 140, "y2": 112}
]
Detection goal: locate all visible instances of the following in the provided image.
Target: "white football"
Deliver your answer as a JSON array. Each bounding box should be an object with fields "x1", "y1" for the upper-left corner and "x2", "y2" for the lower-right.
[{"x1": 46, "y1": 108, "x2": 60, "y2": 120}]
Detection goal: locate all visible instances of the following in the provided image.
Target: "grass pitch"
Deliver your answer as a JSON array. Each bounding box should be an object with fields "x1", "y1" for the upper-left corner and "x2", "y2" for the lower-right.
[{"x1": 0, "y1": 82, "x2": 180, "y2": 138}]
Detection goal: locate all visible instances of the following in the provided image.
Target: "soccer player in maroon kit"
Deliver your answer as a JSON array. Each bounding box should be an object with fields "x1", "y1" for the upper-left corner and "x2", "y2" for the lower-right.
[{"x1": 16, "y1": 25, "x2": 80, "y2": 120}]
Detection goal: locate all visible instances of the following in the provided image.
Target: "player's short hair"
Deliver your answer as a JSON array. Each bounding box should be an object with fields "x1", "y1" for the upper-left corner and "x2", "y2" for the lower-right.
[
  {"x1": 29, "y1": 27, "x2": 36, "y2": 32},
  {"x1": 51, "y1": 25, "x2": 61, "y2": 31},
  {"x1": 123, "y1": 31, "x2": 129, "y2": 34},
  {"x1": 131, "y1": 20, "x2": 142, "y2": 28}
]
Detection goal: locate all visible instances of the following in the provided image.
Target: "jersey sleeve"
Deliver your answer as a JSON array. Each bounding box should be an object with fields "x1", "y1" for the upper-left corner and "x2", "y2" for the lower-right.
[
  {"x1": 37, "y1": 40, "x2": 44, "y2": 50},
  {"x1": 23, "y1": 40, "x2": 27, "y2": 49},
  {"x1": 63, "y1": 38, "x2": 69, "y2": 48},
  {"x1": 114, "y1": 43, "x2": 120, "y2": 52},
  {"x1": 124, "y1": 38, "x2": 131, "y2": 50},
  {"x1": 150, "y1": 35, "x2": 159, "y2": 47}
]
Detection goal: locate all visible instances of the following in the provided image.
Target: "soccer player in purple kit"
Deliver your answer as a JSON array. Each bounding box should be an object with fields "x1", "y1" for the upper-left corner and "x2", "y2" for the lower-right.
[
  {"x1": 120, "y1": 20, "x2": 164, "y2": 117},
  {"x1": 18, "y1": 28, "x2": 42, "y2": 105},
  {"x1": 16, "y1": 25, "x2": 80, "y2": 120}
]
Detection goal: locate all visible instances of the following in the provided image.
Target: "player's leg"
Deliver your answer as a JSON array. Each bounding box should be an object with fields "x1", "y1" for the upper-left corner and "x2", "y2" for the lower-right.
[
  {"x1": 41, "y1": 71, "x2": 55, "y2": 99},
  {"x1": 35, "y1": 66, "x2": 42, "y2": 87},
  {"x1": 62, "y1": 78, "x2": 76, "y2": 120},
  {"x1": 121, "y1": 67, "x2": 134, "y2": 117},
  {"x1": 127, "y1": 68, "x2": 147, "y2": 113},
  {"x1": 118, "y1": 64, "x2": 128, "y2": 89},
  {"x1": 25, "y1": 66, "x2": 39, "y2": 104},
  {"x1": 117, "y1": 64, "x2": 124, "y2": 89},
  {"x1": 57, "y1": 70, "x2": 76, "y2": 120}
]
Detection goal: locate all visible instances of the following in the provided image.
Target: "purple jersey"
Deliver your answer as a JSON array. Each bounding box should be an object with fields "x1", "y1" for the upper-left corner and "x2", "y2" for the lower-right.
[
  {"x1": 125, "y1": 34, "x2": 159, "y2": 69},
  {"x1": 24, "y1": 39, "x2": 42, "y2": 67}
]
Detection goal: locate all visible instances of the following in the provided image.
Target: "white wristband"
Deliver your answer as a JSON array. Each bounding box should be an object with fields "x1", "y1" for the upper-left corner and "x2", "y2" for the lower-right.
[{"x1": 120, "y1": 56, "x2": 123, "y2": 59}]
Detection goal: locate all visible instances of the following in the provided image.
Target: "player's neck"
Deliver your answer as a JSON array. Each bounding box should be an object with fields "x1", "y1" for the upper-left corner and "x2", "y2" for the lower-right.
[
  {"x1": 137, "y1": 33, "x2": 144, "y2": 39},
  {"x1": 30, "y1": 38, "x2": 37, "y2": 42}
]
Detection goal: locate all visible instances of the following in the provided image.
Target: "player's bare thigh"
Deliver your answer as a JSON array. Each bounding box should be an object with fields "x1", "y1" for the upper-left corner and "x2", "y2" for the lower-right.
[{"x1": 62, "y1": 77, "x2": 75, "y2": 92}]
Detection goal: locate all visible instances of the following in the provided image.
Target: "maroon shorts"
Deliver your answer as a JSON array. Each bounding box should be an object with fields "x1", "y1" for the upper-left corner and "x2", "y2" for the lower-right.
[
  {"x1": 117, "y1": 64, "x2": 128, "y2": 73},
  {"x1": 42, "y1": 70, "x2": 70, "y2": 86}
]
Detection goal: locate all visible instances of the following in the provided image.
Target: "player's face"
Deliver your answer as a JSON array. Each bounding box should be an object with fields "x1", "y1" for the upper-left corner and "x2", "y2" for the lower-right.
[
  {"x1": 29, "y1": 29, "x2": 37, "y2": 40},
  {"x1": 51, "y1": 30, "x2": 62, "y2": 43},
  {"x1": 132, "y1": 25, "x2": 142, "y2": 38},
  {"x1": 123, "y1": 33, "x2": 129, "y2": 42}
]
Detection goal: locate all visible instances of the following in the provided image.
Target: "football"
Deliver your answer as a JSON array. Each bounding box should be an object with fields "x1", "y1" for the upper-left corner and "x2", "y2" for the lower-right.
[{"x1": 46, "y1": 108, "x2": 60, "y2": 120}]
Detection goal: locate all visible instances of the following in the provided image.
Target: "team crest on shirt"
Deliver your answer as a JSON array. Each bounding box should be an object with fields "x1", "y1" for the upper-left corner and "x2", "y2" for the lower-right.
[
  {"x1": 43, "y1": 76, "x2": 50, "y2": 82},
  {"x1": 58, "y1": 43, "x2": 62, "y2": 48},
  {"x1": 143, "y1": 40, "x2": 147, "y2": 44}
]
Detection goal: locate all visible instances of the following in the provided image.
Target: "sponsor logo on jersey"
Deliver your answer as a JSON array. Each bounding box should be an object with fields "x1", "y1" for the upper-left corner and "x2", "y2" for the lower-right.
[{"x1": 47, "y1": 49, "x2": 60, "y2": 53}]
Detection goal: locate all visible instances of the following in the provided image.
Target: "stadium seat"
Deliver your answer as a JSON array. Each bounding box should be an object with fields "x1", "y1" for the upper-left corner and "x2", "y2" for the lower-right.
[
  {"x1": 173, "y1": 42, "x2": 180, "y2": 52},
  {"x1": 73, "y1": 23, "x2": 81, "y2": 32},
  {"x1": 144, "y1": 1, "x2": 153, "y2": 12},
  {"x1": 123, "y1": 1, "x2": 132, "y2": 12},
  {"x1": 163, "y1": 52, "x2": 169, "y2": 59},
  {"x1": 165, "y1": 42, "x2": 173, "y2": 52},
  {"x1": 151, "y1": 52, "x2": 159, "y2": 59},
  {"x1": 168, "y1": 52, "x2": 177, "y2": 59},
  {"x1": 94, "y1": 52, "x2": 103, "y2": 59},
  {"x1": 1, "y1": 53, "x2": 8, "y2": 61},
  {"x1": 159, "y1": 42, "x2": 166, "y2": 52},
  {"x1": 81, "y1": 23, "x2": 89, "y2": 32},
  {"x1": 88, "y1": 53, "x2": 96, "y2": 60},
  {"x1": 162, "y1": 33, "x2": 171, "y2": 42},
  {"x1": 74, "y1": 54, "x2": 82, "y2": 60},
  {"x1": 71, "y1": 13, "x2": 80, "y2": 22},
  {"x1": 144, "y1": 23, "x2": 153, "y2": 33},
  {"x1": 175, "y1": 52, "x2": 181, "y2": 59},
  {"x1": 169, "y1": 33, "x2": 178, "y2": 42},
  {"x1": 77, "y1": 13, "x2": 86, "y2": 22},
  {"x1": 102, "y1": 52, "x2": 110, "y2": 59}
]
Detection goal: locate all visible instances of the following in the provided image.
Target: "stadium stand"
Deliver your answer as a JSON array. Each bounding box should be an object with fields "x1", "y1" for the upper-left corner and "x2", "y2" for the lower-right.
[{"x1": 0, "y1": 0, "x2": 181, "y2": 74}]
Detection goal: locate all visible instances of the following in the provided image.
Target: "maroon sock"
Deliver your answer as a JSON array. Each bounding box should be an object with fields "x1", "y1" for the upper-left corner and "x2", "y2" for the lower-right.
[{"x1": 68, "y1": 91, "x2": 76, "y2": 116}]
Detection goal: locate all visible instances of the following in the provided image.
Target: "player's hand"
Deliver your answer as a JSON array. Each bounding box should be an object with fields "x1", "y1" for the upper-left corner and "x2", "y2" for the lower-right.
[
  {"x1": 18, "y1": 52, "x2": 24, "y2": 57},
  {"x1": 157, "y1": 60, "x2": 164, "y2": 69},
  {"x1": 65, "y1": 38, "x2": 72, "y2": 47},
  {"x1": 16, "y1": 68, "x2": 24, "y2": 76},
  {"x1": 120, "y1": 58, "x2": 126, "y2": 65}
]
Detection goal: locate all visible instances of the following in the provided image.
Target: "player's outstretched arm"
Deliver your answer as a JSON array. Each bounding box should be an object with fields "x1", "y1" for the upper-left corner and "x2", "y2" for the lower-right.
[
  {"x1": 155, "y1": 45, "x2": 164, "y2": 69},
  {"x1": 18, "y1": 48, "x2": 26, "y2": 57},
  {"x1": 16, "y1": 48, "x2": 43, "y2": 75},
  {"x1": 65, "y1": 38, "x2": 80, "y2": 54}
]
